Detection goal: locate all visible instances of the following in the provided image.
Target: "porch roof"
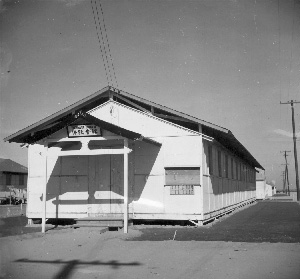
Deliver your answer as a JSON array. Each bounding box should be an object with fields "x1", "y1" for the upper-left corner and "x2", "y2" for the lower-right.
[{"x1": 4, "y1": 108, "x2": 161, "y2": 147}]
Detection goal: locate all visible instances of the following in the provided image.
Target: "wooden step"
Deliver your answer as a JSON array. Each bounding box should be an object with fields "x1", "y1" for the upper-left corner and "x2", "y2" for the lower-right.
[
  {"x1": 74, "y1": 217, "x2": 132, "y2": 228},
  {"x1": 71, "y1": 224, "x2": 109, "y2": 228},
  {"x1": 75, "y1": 217, "x2": 125, "y2": 222}
]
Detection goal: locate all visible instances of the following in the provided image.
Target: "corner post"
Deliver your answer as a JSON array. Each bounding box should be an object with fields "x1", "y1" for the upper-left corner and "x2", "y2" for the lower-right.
[
  {"x1": 123, "y1": 138, "x2": 129, "y2": 233},
  {"x1": 42, "y1": 141, "x2": 48, "y2": 233}
]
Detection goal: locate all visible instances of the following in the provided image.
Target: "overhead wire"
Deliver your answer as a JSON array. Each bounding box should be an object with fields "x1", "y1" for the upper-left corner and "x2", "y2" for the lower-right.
[
  {"x1": 90, "y1": 0, "x2": 111, "y2": 86},
  {"x1": 90, "y1": 0, "x2": 119, "y2": 89},
  {"x1": 93, "y1": 0, "x2": 114, "y2": 86},
  {"x1": 98, "y1": 0, "x2": 119, "y2": 89},
  {"x1": 287, "y1": 0, "x2": 296, "y2": 101},
  {"x1": 278, "y1": 0, "x2": 284, "y2": 130}
]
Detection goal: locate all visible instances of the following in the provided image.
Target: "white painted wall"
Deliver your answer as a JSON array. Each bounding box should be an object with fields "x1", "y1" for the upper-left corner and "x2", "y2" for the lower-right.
[
  {"x1": 88, "y1": 100, "x2": 198, "y2": 138},
  {"x1": 265, "y1": 183, "x2": 273, "y2": 197},
  {"x1": 256, "y1": 180, "x2": 266, "y2": 199},
  {"x1": 27, "y1": 102, "x2": 205, "y2": 220}
]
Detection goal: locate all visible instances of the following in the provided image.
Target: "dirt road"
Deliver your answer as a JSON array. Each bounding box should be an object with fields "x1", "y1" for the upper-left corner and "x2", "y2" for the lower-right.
[
  {"x1": 1, "y1": 228, "x2": 299, "y2": 279},
  {"x1": 0, "y1": 201, "x2": 300, "y2": 279}
]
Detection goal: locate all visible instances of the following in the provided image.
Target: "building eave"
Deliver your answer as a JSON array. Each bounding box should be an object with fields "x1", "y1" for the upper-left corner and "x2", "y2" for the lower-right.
[{"x1": 4, "y1": 86, "x2": 263, "y2": 169}]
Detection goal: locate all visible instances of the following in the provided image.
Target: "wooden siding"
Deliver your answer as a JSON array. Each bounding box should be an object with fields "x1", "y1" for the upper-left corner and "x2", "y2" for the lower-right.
[
  {"x1": 202, "y1": 139, "x2": 256, "y2": 219},
  {"x1": 26, "y1": 102, "x2": 204, "y2": 220}
]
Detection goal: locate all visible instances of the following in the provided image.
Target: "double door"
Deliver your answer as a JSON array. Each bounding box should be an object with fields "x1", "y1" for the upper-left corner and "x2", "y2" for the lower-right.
[{"x1": 88, "y1": 155, "x2": 124, "y2": 215}]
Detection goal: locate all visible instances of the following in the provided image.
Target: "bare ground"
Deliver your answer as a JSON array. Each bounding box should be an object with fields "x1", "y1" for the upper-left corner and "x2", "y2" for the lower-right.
[{"x1": 0, "y1": 201, "x2": 300, "y2": 279}]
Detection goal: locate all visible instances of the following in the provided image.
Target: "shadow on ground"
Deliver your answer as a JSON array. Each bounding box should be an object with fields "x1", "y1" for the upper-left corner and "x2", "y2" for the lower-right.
[
  {"x1": 15, "y1": 258, "x2": 142, "y2": 279},
  {"x1": 130, "y1": 201, "x2": 300, "y2": 242}
]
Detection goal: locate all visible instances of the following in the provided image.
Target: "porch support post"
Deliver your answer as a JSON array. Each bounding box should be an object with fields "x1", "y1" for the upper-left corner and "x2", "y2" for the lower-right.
[
  {"x1": 42, "y1": 141, "x2": 48, "y2": 233},
  {"x1": 123, "y1": 138, "x2": 129, "y2": 233}
]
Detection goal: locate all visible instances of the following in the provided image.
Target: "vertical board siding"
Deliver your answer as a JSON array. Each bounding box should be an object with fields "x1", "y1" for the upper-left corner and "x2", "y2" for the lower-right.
[{"x1": 202, "y1": 139, "x2": 256, "y2": 219}]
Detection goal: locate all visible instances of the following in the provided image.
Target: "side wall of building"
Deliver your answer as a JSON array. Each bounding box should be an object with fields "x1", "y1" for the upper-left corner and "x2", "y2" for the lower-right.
[
  {"x1": 0, "y1": 172, "x2": 27, "y2": 191},
  {"x1": 202, "y1": 138, "x2": 256, "y2": 221}
]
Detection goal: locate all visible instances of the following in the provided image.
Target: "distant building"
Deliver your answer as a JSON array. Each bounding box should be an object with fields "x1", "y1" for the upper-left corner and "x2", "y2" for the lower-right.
[
  {"x1": 0, "y1": 158, "x2": 28, "y2": 200},
  {"x1": 256, "y1": 170, "x2": 275, "y2": 199},
  {"x1": 266, "y1": 181, "x2": 276, "y2": 197}
]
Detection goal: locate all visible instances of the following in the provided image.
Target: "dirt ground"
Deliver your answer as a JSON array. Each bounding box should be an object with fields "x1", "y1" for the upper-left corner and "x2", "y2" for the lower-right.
[{"x1": 1, "y1": 201, "x2": 300, "y2": 279}]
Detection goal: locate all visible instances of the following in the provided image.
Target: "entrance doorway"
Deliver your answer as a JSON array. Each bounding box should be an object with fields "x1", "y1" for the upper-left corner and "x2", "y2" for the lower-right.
[{"x1": 88, "y1": 154, "x2": 124, "y2": 215}]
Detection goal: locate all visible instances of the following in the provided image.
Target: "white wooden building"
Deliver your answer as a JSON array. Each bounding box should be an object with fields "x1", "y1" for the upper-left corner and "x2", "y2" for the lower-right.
[
  {"x1": 5, "y1": 87, "x2": 263, "y2": 231},
  {"x1": 256, "y1": 178, "x2": 267, "y2": 200}
]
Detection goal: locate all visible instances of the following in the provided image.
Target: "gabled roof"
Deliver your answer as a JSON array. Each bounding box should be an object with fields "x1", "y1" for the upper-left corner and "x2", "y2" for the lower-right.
[
  {"x1": 4, "y1": 86, "x2": 264, "y2": 169},
  {"x1": 0, "y1": 158, "x2": 28, "y2": 173}
]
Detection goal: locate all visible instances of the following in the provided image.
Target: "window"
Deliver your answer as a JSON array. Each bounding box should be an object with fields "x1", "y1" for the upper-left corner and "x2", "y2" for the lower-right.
[
  {"x1": 218, "y1": 151, "x2": 222, "y2": 177},
  {"x1": 239, "y1": 163, "x2": 242, "y2": 181},
  {"x1": 6, "y1": 173, "x2": 11, "y2": 185},
  {"x1": 231, "y1": 158, "x2": 234, "y2": 179},
  {"x1": 241, "y1": 165, "x2": 245, "y2": 181},
  {"x1": 236, "y1": 160, "x2": 239, "y2": 180},
  {"x1": 225, "y1": 155, "x2": 229, "y2": 178},
  {"x1": 208, "y1": 145, "x2": 213, "y2": 175},
  {"x1": 19, "y1": 174, "x2": 24, "y2": 185},
  {"x1": 165, "y1": 167, "x2": 200, "y2": 195}
]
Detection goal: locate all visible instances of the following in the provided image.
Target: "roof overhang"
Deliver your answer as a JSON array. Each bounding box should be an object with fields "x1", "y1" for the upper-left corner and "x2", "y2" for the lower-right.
[
  {"x1": 4, "y1": 86, "x2": 262, "y2": 169},
  {"x1": 4, "y1": 109, "x2": 161, "y2": 147}
]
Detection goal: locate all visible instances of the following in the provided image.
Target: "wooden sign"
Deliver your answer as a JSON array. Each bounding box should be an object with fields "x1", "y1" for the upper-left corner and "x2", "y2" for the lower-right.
[{"x1": 67, "y1": 124, "x2": 101, "y2": 138}]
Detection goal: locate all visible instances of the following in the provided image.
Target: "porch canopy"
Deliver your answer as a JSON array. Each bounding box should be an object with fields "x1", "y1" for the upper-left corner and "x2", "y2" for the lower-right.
[{"x1": 4, "y1": 100, "x2": 161, "y2": 234}]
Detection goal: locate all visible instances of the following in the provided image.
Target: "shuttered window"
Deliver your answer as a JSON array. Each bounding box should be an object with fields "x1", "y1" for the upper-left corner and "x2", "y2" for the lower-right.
[
  {"x1": 231, "y1": 158, "x2": 234, "y2": 179},
  {"x1": 225, "y1": 155, "x2": 229, "y2": 178},
  {"x1": 19, "y1": 174, "x2": 24, "y2": 185},
  {"x1": 6, "y1": 173, "x2": 11, "y2": 185},
  {"x1": 208, "y1": 145, "x2": 213, "y2": 175},
  {"x1": 165, "y1": 167, "x2": 200, "y2": 186},
  {"x1": 218, "y1": 151, "x2": 222, "y2": 177}
]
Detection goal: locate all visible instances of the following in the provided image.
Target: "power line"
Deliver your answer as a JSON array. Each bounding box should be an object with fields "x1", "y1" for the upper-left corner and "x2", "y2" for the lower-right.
[
  {"x1": 97, "y1": 0, "x2": 118, "y2": 89},
  {"x1": 287, "y1": 0, "x2": 296, "y2": 100},
  {"x1": 93, "y1": 0, "x2": 114, "y2": 86},
  {"x1": 90, "y1": 0, "x2": 111, "y2": 86},
  {"x1": 90, "y1": 0, "x2": 119, "y2": 89}
]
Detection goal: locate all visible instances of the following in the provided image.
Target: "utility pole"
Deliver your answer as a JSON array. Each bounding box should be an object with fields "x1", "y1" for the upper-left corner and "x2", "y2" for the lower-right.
[
  {"x1": 281, "y1": 171, "x2": 286, "y2": 193},
  {"x1": 281, "y1": 151, "x2": 291, "y2": 195},
  {"x1": 280, "y1": 100, "x2": 300, "y2": 201},
  {"x1": 281, "y1": 165, "x2": 286, "y2": 194},
  {"x1": 280, "y1": 164, "x2": 290, "y2": 195}
]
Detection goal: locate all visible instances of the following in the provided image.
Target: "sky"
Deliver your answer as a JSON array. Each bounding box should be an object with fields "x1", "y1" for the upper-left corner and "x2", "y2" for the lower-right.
[{"x1": 0, "y1": 0, "x2": 299, "y2": 190}]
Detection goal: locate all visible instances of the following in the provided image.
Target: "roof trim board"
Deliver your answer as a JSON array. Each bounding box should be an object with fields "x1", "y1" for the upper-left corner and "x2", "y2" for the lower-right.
[
  {"x1": 88, "y1": 100, "x2": 204, "y2": 137},
  {"x1": 111, "y1": 88, "x2": 229, "y2": 133},
  {"x1": 4, "y1": 86, "x2": 110, "y2": 143}
]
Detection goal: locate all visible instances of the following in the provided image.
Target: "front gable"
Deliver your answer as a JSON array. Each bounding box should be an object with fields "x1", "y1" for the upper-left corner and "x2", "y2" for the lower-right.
[{"x1": 88, "y1": 100, "x2": 199, "y2": 138}]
